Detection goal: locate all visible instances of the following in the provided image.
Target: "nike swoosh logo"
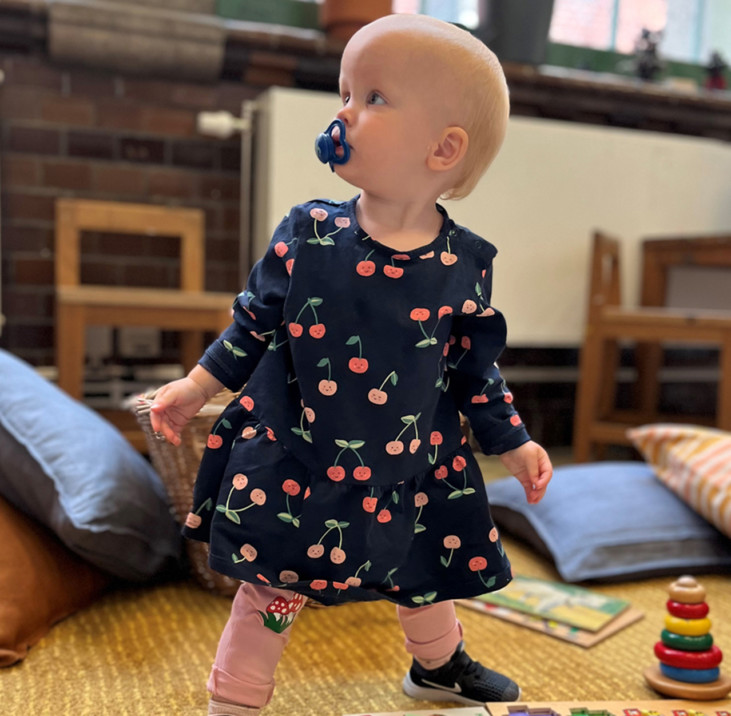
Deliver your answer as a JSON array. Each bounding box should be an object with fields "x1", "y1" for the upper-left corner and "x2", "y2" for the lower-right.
[{"x1": 421, "y1": 679, "x2": 462, "y2": 693}]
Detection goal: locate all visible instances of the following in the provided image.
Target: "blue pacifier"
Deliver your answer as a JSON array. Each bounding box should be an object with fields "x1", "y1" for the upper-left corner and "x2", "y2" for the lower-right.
[{"x1": 315, "y1": 119, "x2": 350, "y2": 171}]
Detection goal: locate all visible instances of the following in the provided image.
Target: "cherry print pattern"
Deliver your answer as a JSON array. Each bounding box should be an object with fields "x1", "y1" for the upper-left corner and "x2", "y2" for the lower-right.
[{"x1": 182, "y1": 198, "x2": 525, "y2": 607}]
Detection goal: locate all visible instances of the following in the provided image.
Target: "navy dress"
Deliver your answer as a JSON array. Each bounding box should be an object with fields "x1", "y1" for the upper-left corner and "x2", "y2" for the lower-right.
[{"x1": 183, "y1": 196, "x2": 530, "y2": 607}]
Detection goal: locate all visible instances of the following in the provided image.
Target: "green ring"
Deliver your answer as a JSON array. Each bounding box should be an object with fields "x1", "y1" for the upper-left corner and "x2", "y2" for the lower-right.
[{"x1": 661, "y1": 629, "x2": 713, "y2": 651}]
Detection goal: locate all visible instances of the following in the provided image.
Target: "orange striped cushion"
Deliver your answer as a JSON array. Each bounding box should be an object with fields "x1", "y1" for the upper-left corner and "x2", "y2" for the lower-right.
[{"x1": 628, "y1": 424, "x2": 731, "y2": 539}]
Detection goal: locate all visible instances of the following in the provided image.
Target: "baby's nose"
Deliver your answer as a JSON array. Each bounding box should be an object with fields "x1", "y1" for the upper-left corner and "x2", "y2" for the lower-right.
[{"x1": 335, "y1": 105, "x2": 351, "y2": 124}]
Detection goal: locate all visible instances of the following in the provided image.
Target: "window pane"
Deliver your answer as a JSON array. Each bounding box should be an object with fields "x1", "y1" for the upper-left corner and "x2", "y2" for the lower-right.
[
  {"x1": 419, "y1": 0, "x2": 478, "y2": 26},
  {"x1": 663, "y1": 0, "x2": 700, "y2": 62},
  {"x1": 393, "y1": 0, "x2": 420, "y2": 12},
  {"x1": 550, "y1": 0, "x2": 616, "y2": 50},
  {"x1": 615, "y1": 0, "x2": 667, "y2": 54}
]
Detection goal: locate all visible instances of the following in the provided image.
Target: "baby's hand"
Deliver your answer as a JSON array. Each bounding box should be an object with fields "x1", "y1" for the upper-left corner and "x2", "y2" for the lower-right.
[
  {"x1": 149, "y1": 377, "x2": 211, "y2": 446},
  {"x1": 498, "y1": 441, "x2": 552, "y2": 504}
]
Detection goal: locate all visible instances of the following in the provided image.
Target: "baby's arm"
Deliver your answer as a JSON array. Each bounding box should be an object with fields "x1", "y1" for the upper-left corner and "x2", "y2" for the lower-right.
[
  {"x1": 150, "y1": 211, "x2": 295, "y2": 445},
  {"x1": 150, "y1": 365, "x2": 224, "y2": 446},
  {"x1": 499, "y1": 440, "x2": 552, "y2": 504}
]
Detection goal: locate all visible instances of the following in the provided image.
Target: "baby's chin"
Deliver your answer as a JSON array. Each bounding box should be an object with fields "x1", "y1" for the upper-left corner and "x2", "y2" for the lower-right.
[{"x1": 333, "y1": 163, "x2": 362, "y2": 190}]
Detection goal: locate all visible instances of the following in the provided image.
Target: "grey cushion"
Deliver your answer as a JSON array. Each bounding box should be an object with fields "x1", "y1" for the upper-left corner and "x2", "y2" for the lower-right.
[
  {"x1": 486, "y1": 462, "x2": 731, "y2": 582},
  {"x1": 0, "y1": 350, "x2": 183, "y2": 582}
]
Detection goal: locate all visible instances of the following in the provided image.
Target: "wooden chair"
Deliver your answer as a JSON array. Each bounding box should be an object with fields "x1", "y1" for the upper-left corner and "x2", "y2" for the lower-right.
[
  {"x1": 573, "y1": 231, "x2": 731, "y2": 463},
  {"x1": 55, "y1": 199, "x2": 234, "y2": 447}
]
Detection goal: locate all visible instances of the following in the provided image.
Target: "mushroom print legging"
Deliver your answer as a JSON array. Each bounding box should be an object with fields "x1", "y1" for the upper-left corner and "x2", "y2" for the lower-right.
[{"x1": 208, "y1": 582, "x2": 463, "y2": 708}]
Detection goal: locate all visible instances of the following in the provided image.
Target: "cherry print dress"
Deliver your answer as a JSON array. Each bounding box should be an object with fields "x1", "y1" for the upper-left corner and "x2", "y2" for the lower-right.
[{"x1": 183, "y1": 196, "x2": 530, "y2": 607}]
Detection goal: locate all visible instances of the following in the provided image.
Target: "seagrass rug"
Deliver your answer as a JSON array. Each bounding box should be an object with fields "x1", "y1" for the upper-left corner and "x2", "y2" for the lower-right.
[{"x1": 2, "y1": 532, "x2": 730, "y2": 716}]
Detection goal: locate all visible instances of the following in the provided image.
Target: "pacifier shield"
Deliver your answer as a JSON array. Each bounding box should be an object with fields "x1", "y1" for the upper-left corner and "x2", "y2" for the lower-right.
[{"x1": 315, "y1": 119, "x2": 350, "y2": 170}]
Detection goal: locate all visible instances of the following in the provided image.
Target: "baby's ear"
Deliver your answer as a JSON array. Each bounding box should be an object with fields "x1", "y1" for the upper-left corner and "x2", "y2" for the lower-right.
[{"x1": 428, "y1": 126, "x2": 468, "y2": 173}]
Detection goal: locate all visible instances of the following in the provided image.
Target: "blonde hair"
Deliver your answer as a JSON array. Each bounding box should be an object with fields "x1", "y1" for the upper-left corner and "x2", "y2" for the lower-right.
[
  {"x1": 445, "y1": 37, "x2": 510, "y2": 199},
  {"x1": 353, "y1": 14, "x2": 510, "y2": 201}
]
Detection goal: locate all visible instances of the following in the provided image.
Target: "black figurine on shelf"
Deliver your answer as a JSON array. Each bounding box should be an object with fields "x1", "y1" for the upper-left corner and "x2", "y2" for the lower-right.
[
  {"x1": 705, "y1": 51, "x2": 728, "y2": 91},
  {"x1": 632, "y1": 28, "x2": 664, "y2": 81}
]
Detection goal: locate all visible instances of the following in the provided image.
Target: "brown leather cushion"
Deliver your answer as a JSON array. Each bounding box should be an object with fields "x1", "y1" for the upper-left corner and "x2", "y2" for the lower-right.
[{"x1": 0, "y1": 495, "x2": 111, "y2": 667}]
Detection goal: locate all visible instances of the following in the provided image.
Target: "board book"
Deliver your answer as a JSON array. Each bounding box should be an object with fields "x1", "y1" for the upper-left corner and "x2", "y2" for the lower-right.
[
  {"x1": 466, "y1": 576, "x2": 630, "y2": 632},
  {"x1": 457, "y1": 597, "x2": 643, "y2": 648}
]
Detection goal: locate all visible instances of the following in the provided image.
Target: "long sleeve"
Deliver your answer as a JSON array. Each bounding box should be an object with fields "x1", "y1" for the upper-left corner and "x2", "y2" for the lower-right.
[
  {"x1": 199, "y1": 214, "x2": 293, "y2": 391},
  {"x1": 446, "y1": 263, "x2": 530, "y2": 455}
]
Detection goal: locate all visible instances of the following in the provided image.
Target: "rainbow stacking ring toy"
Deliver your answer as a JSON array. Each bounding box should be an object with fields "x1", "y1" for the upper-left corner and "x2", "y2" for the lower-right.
[{"x1": 644, "y1": 575, "x2": 731, "y2": 700}]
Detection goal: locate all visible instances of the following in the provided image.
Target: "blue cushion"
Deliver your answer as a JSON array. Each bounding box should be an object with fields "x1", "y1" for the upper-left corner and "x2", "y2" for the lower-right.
[
  {"x1": 486, "y1": 462, "x2": 731, "y2": 582},
  {"x1": 0, "y1": 350, "x2": 183, "y2": 582}
]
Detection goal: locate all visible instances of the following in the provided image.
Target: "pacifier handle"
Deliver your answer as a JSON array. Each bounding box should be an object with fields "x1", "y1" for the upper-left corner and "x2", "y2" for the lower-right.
[{"x1": 315, "y1": 119, "x2": 350, "y2": 171}]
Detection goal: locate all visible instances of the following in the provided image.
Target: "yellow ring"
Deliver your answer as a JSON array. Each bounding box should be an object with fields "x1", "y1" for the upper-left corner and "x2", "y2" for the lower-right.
[{"x1": 664, "y1": 615, "x2": 712, "y2": 636}]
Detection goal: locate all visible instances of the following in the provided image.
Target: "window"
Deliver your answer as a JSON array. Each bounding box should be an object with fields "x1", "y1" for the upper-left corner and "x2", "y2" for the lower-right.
[
  {"x1": 548, "y1": 0, "x2": 728, "y2": 65},
  {"x1": 402, "y1": 0, "x2": 729, "y2": 66}
]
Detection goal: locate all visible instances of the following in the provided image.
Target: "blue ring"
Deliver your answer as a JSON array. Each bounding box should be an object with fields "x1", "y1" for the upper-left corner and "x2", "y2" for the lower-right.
[{"x1": 659, "y1": 662, "x2": 720, "y2": 683}]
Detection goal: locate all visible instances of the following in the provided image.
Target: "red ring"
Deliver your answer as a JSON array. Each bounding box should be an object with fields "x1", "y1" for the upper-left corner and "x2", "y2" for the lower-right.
[
  {"x1": 666, "y1": 599, "x2": 709, "y2": 619},
  {"x1": 654, "y1": 642, "x2": 723, "y2": 669}
]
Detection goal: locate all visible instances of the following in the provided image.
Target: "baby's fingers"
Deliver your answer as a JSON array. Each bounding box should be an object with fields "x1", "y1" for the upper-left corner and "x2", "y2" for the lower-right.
[{"x1": 149, "y1": 403, "x2": 182, "y2": 445}]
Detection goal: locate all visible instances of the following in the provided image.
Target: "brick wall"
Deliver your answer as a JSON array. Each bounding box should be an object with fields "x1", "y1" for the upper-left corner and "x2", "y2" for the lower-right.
[{"x1": 0, "y1": 52, "x2": 259, "y2": 366}]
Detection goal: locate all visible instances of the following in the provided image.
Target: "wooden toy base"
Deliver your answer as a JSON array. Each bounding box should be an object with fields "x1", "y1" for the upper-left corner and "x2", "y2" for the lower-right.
[{"x1": 644, "y1": 665, "x2": 731, "y2": 700}]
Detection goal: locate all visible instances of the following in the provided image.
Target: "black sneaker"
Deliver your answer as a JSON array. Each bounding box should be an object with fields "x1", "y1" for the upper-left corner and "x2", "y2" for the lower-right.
[{"x1": 402, "y1": 642, "x2": 521, "y2": 705}]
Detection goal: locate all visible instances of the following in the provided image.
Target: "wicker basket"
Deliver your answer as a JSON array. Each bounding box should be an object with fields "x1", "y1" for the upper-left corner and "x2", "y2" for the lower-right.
[{"x1": 134, "y1": 389, "x2": 240, "y2": 597}]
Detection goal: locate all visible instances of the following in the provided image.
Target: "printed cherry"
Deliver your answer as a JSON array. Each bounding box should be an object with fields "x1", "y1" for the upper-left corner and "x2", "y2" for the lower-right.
[
  {"x1": 185, "y1": 512, "x2": 202, "y2": 528},
  {"x1": 330, "y1": 547, "x2": 346, "y2": 564},
  {"x1": 410, "y1": 308, "x2": 430, "y2": 322},
  {"x1": 288, "y1": 322, "x2": 304, "y2": 337},
  {"x1": 356, "y1": 260, "x2": 376, "y2": 276},
  {"x1": 471, "y1": 394, "x2": 488, "y2": 404},
  {"x1": 348, "y1": 357, "x2": 369, "y2": 373},
  {"x1": 353, "y1": 466, "x2": 372, "y2": 481},
  {"x1": 385, "y1": 440, "x2": 404, "y2": 455},
  {"x1": 309, "y1": 323, "x2": 326, "y2": 339},
  {"x1": 318, "y1": 379, "x2": 338, "y2": 396},
  {"x1": 377, "y1": 509, "x2": 392, "y2": 523},
  {"x1": 368, "y1": 388, "x2": 388, "y2": 405},
  {"x1": 440, "y1": 251, "x2": 458, "y2": 265},
  {"x1": 362, "y1": 496, "x2": 377, "y2": 513},
  {"x1": 327, "y1": 466, "x2": 346, "y2": 481},
  {"x1": 383, "y1": 266, "x2": 404, "y2": 279}
]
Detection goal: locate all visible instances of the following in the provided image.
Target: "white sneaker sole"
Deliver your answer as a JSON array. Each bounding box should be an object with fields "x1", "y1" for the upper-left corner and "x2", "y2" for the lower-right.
[{"x1": 402, "y1": 672, "x2": 521, "y2": 705}]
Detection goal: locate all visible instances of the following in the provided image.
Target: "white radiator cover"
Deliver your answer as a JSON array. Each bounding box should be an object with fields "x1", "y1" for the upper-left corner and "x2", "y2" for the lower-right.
[{"x1": 252, "y1": 87, "x2": 731, "y2": 346}]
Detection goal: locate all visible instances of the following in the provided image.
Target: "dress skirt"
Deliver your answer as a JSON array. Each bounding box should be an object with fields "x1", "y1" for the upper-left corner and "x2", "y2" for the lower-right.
[{"x1": 182, "y1": 398, "x2": 512, "y2": 607}]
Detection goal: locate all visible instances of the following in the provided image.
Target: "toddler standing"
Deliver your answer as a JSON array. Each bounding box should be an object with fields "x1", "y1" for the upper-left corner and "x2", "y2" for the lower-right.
[{"x1": 151, "y1": 13, "x2": 552, "y2": 715}]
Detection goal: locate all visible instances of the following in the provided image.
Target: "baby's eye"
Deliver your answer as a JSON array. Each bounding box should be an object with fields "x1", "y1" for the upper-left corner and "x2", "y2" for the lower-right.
[
  {"x1": 367, "y1": 92, "x2": 386, "y2": 105},
  {"x1": 341, "y1": 93, "x2": 351, "y2": 105}
]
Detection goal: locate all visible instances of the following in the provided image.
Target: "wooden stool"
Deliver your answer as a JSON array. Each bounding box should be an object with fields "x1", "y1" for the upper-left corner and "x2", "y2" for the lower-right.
[{"x1": 55, "y1": 199, "x2": 233, "y2": 449}]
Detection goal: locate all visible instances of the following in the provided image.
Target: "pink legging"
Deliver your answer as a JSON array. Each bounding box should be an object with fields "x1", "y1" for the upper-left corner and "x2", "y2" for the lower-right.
[{"x1": 209, "y1": 582, "x2": 463, "y2": 708}]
